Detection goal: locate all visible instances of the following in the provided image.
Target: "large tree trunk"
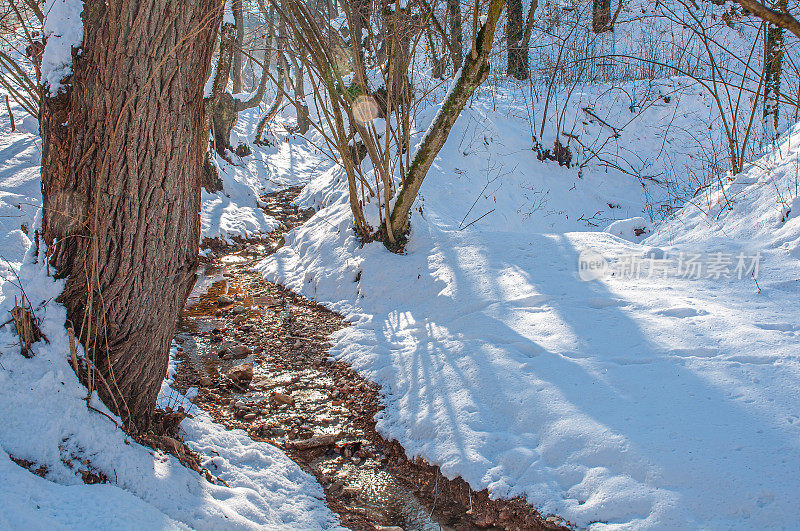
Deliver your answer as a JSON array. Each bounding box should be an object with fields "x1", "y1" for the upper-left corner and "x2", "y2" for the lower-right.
[
  {"x1": 506, "y1": 0, "x2": 529, "y2": 80},
  {"x1": 764, "y1": 0, "x2": 788, "y2": 134},
  {"x1": 41, "y1": 0, "x2": 221, "y2": 430}
]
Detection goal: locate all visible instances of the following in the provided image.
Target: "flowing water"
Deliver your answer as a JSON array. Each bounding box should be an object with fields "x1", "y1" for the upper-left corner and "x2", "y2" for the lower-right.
[{"x1": 173, "y1": 188, "x2": 460, "y2": 530}]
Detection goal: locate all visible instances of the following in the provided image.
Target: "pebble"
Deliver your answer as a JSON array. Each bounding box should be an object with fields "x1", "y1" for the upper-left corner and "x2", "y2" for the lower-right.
[
  {"x1": 231, "y1": 305, "x2": 246, "y2": 314},
  {"x1": 217, "y1": 295, "x2": 234, "y2": 305}
]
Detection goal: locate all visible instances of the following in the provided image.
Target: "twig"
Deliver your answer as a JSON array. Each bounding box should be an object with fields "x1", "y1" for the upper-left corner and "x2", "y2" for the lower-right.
[{"x1": 459, "y1": 209, "x2": 495, "y2": 231}]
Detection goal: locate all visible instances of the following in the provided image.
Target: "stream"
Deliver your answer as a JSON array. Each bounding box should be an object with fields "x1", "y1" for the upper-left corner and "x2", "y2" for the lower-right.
[
  {"x1": 173, "y1": 188, "x2": 455, "y2": 530},
  {"x1": 172, "y1": 187, "x2": 558, "y2": 531}
]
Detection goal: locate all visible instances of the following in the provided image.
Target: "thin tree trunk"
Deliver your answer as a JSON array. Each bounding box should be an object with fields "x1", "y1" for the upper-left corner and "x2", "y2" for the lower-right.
[
  {"x1": 204, "y1": 19, "x2": 235, "y2": 156},
  {"x1": 41, "y1": 0, "x2": 221, "y2": 430},
  {"x1": 255, "y1": 53, "x2": 289, "y2": 144},
  {"x1": 232, "y1": 0, "x2": 245, "y2": 93},
  {"x1": 519, "y1": 0, "x2": 537, "y2": 52},
  {"x1": 256, "y1": 16, "x2": 288, "y2": 144},
  {"x1": 506, "y1": 0, "x2": 529, "y2": 79},
  {"x1": 260, "y1": 1, "x2": 276, "y2": 78},
  {"x1": 293, "y1": 56, "x2": 310, "y2": 134},
  {"x1": 389, "y1": 0, "x2": 505, "y2": 235},
  {"x1": 447, "y1": 0, "x2": 463, "y2": 71},
  {"x1": 764, "y1": 0, "x2": 787, "y2": 134}
]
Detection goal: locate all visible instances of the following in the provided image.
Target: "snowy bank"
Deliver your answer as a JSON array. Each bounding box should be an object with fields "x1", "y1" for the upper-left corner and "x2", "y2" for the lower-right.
[
  {"x1": 0, "y1": 108, "x2": 341, "y2": 530},
  {"x1": 201, "y1": 107, "x2": 331, "y2": 242},
  {"x1": 258, "y1": 96, "x2": 800, "y2": 528}
]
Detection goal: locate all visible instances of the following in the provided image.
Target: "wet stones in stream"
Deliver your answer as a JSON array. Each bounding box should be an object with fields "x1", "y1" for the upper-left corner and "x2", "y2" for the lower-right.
[{"x1": 172, "y1": 187, "x2": 566, "y2": 531}]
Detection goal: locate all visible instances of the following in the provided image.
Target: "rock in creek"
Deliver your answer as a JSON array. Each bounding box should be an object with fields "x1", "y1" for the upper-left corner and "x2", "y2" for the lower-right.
[{"x1": 225, "y1": 363, "x2": 253, "y2": 384}]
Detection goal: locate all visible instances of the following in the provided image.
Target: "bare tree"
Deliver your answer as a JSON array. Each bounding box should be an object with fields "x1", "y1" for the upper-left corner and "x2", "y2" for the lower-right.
[
  {"x1": 727, "y1": 0, "x2": 800, "y2": 39},
  {"x1": 388, "y1": 0, "x2": 506, "y2": 235},
  {"x1": 764, "y1": 0, "x2": 788, "y2": 132},
  {"x1": 276, "y1": 0, "x2": 504, "y2": 244},
  {"x1": 40, "y1": 0, "x2": 223, "y2": 430},
  {"x1": 447, "y1": 0, "x2": 463, "y2": 70},
  {"x1": 204, "y1": 7, "x2": 271, "y2": 157},
  {"x1": 507, "y1": 0, "x2": 530, "y2": 79},
  {"x1": 232, "y1": 0, "x2": 245, "y2": 93}
]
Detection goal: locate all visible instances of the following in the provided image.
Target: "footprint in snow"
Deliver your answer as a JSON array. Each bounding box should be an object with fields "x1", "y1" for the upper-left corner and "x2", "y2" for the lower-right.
[
  {"x1": 655, "y1": 307, "x2": 709, "y2": 318},
  {"x1": 754, "y1": 322, "x2": 799, "y2": 333},
  {"x1": 585, "y1": 297, "x2": 629, "y2": 309},
  {"x1": 669, "y1": 347, "x2": 720, "y2": 358}
]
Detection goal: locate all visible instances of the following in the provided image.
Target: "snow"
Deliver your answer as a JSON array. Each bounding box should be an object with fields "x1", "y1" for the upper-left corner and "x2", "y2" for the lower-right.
[
  {"x1": 200, "y1": 107, "x2": 327, "y2": 242},
  {"x1": 606, "y1": 217, "x2": 651, "y2": 242},
  {"x1": 224, "y1": 0, "x2": 235, "y2": 24},
  {"x1": 201, "y1": 155, "x2": 281, "y2": 242},
  {"x1": 0, "y1": 99, "x2": 341, "y2": 530},
  {"x1": 0, "y1": 253, "x2": 340, "y2": 529},
  {"x1": 6, "y1": 4, "x2": 800, "y2": 526},
  {"x1": 41, "y1": 0, "x2": 84, "y2": 96},
  {"x1": 258, "y1": 85, "x2": 800, "y2": 529}
]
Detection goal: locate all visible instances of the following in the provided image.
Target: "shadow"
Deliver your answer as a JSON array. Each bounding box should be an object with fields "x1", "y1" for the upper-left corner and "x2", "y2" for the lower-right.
[{"x1": 352, "y1": 225, "x2": 800, "y2": 524}]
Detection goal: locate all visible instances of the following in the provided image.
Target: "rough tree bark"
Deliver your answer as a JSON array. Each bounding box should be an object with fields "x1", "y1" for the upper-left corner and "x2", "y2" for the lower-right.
[
  {"x1": 388, "y1": 0, "x2": 505, "y2": 236},
  {"x1": 41, "y1": 0, "x2": 222, "y2": 430},
  {"x1": 592, "y1": 0, "x2": 611, "y2": 33},
  {"x1": 506, "y1": 0, "x2": 529, "y2": 79},
  {"x1": 764, "y1": 0, "x2": 788, "y2": 133}
]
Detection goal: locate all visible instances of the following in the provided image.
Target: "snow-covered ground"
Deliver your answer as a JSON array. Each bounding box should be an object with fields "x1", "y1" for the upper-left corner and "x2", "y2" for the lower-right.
[
  {"x1": 259, "y1": 83, "x2": 800, "y2": 528},
  {"x1": 3, "y1": 16, "x2": 800, "y2": 524},
  {"x1": 200, "y1": 106, "x2": 329, "y2": 242},
  {"x1": 0, "y1": 103, "x2": 341, "y2": 529}
]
